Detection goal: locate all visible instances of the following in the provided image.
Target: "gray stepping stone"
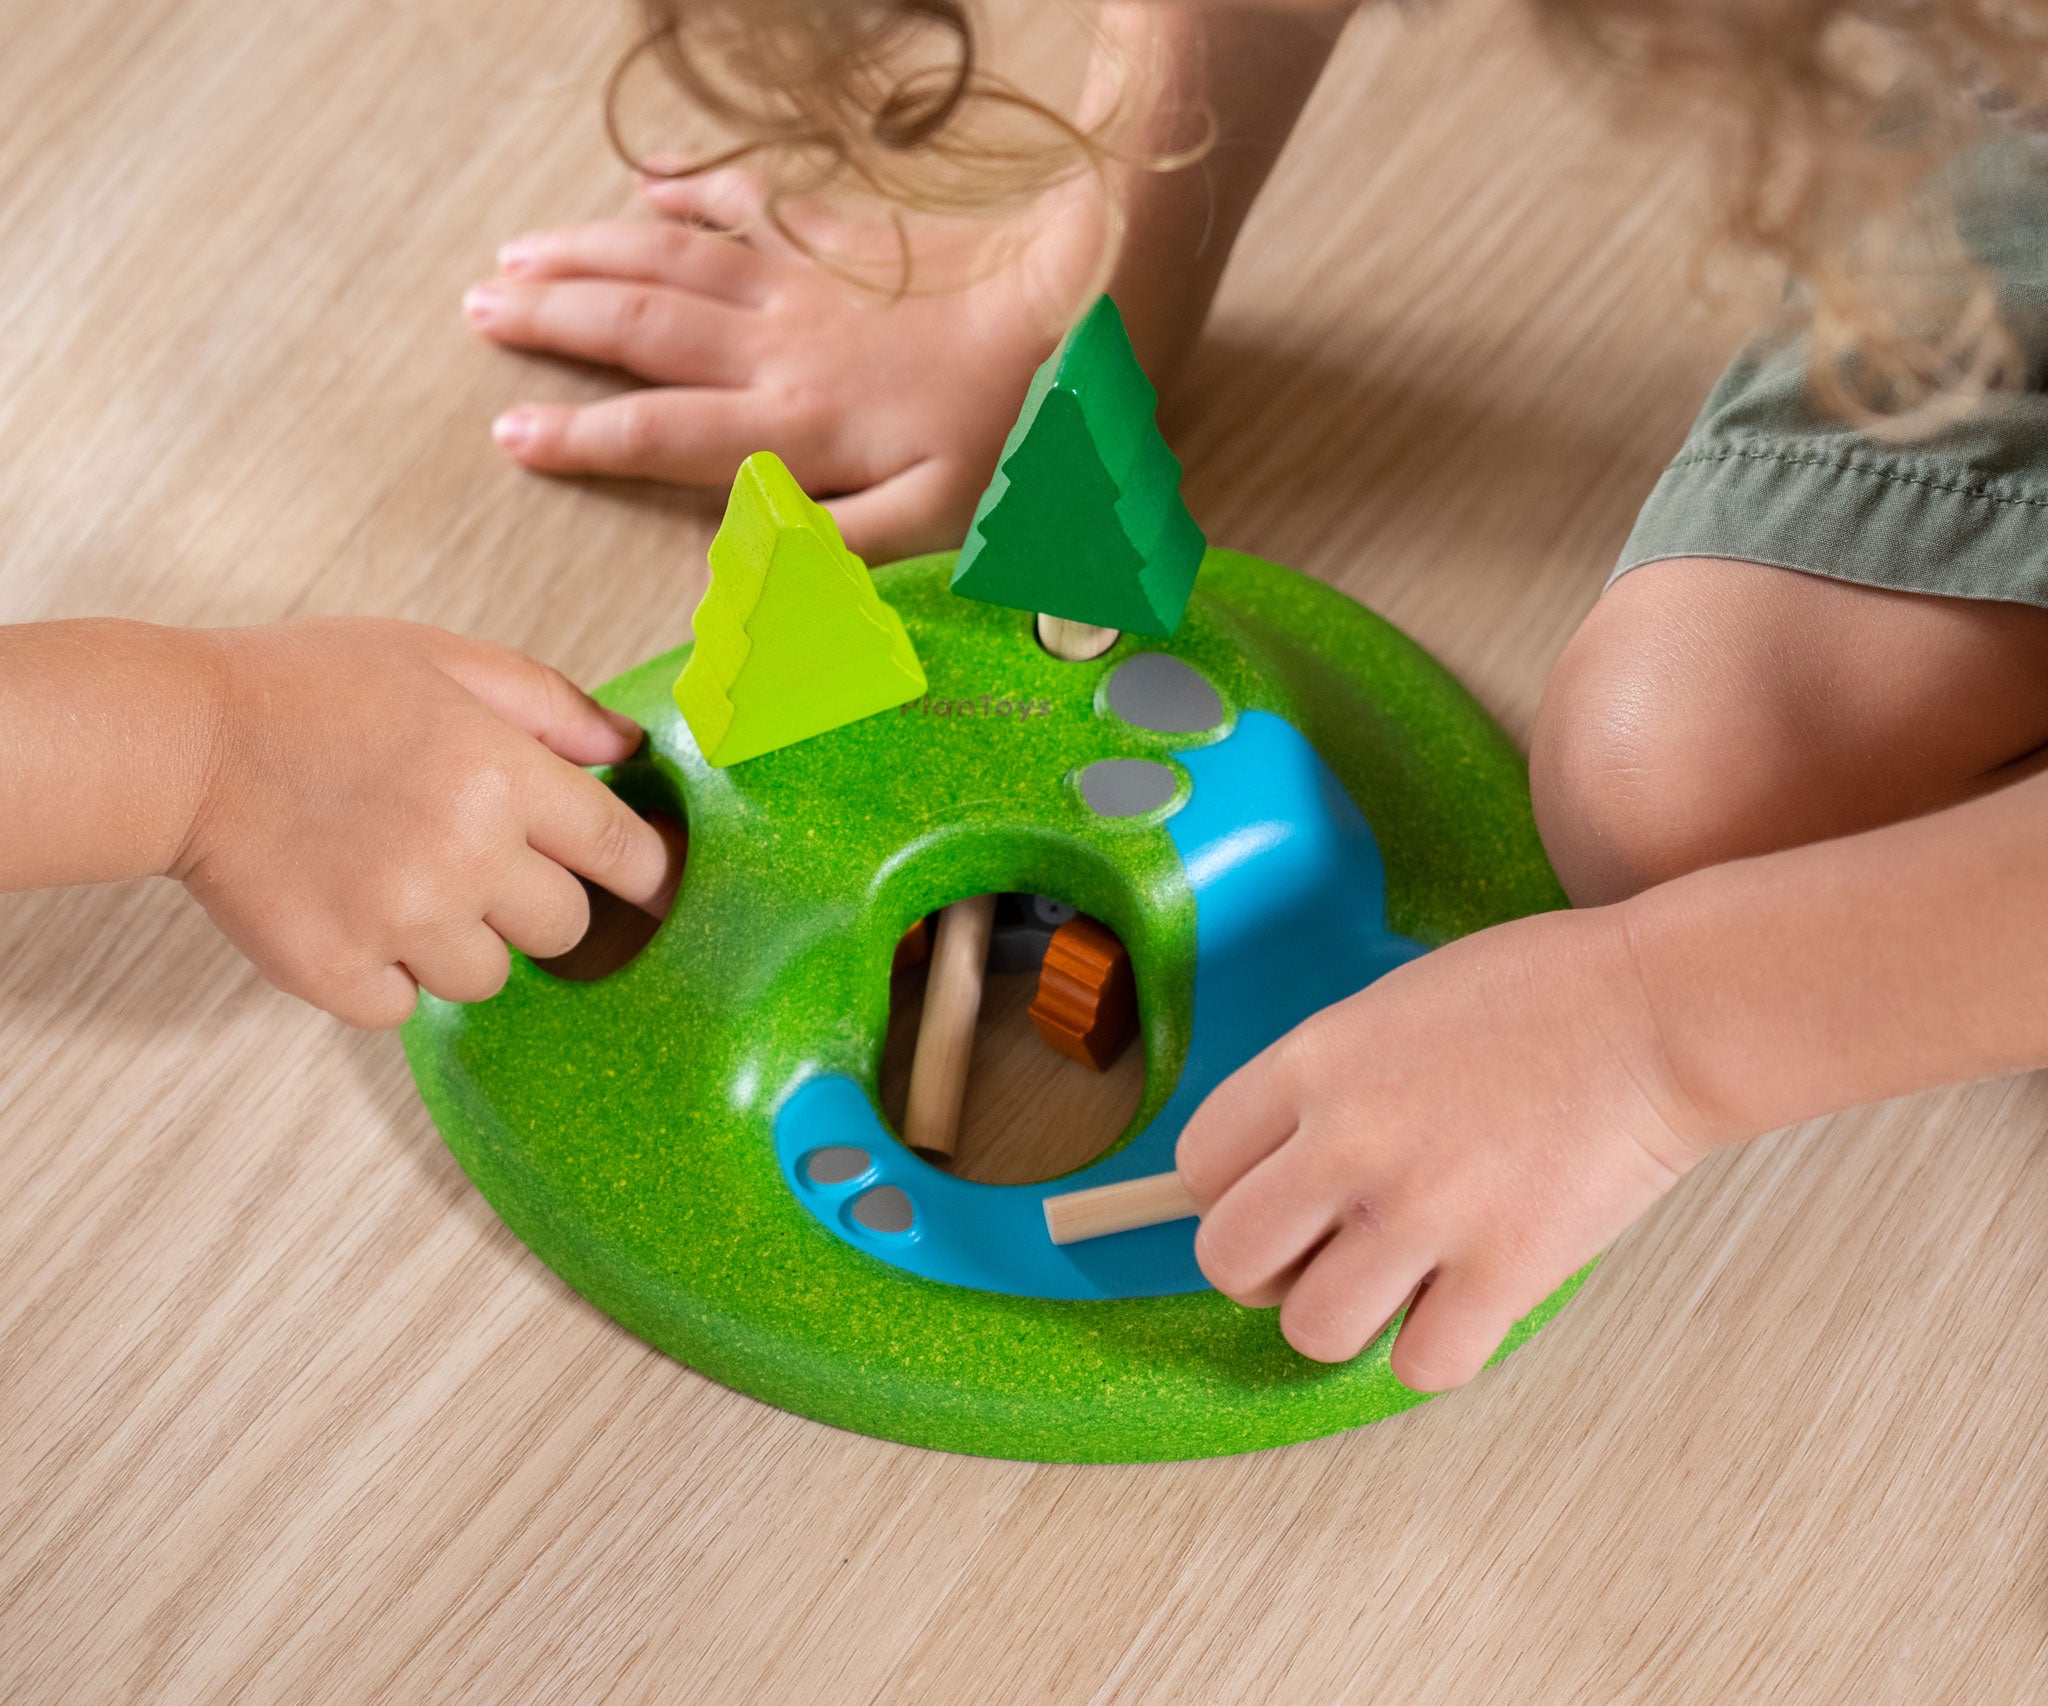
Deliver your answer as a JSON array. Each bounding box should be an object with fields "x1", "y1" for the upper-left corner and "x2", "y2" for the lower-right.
[
  {"x1": 1104, "y1": 652, "x2": 1224, "y2": 734},
  {"x1": 1078, "y1": 758, "x2": 1181, "y2": 818},
  {"x1": 805, "y1": 1146, "x2": 871, "y2": 1185},
  {"x1": 851, "y1": 1185, "x2": 915, "y2": 1234}
]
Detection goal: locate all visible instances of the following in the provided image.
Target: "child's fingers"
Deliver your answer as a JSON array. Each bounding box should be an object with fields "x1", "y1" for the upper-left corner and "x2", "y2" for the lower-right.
[
  {"x1": 643, "y1": 814, "x2": 688, "y2": 919},
  {"x1": 402, "y1": 923, "x2": 514, "y2": 1008},
  {"x1": 464, "y1": 277, "x2": 754, "y2": 387},
  {"x1": 522, "y1": 756, "x2": 674, "y2": 914},
  {"x1": 426, "y1": 636, "x2": 645, "y2": 766},
  {"x1": 485, "y1": 852, "x2": 595, "y2": 963},
  {"x1": 1388, "y1": 1268, "x2": 1526, "y2": 1393},
  {"x1": 1276, "y1": 1230, "x2": 1430, "y2": 1364},
  {"x1": 638, "y1": 165, "x2": 771, "y2": 235},
  {"x1": 1191, "y1": 1141, "x2": 1345, "y2": 1306},
  {"x1": 1176, "y1": 1042, "x2": 1302, "y2": 1209},
  {"x1": 1214, "y1": 1247, "x2": 1311, "y2": 1312},
  {"x1": 491, "y1": 391, "x2": 769, "y2": 486},
  {"x1": 823, "y1": 460, "x2": 974, "y2": 563},
  {"x1": 316, "y1": 962, "x2": 421, "y2": 1031},
  {"x1": 638, "y1": 168, "x2": 855, "y2": 266},
  {"x1": 495, "y1": 221, "x2": 771, "y2": 306}
]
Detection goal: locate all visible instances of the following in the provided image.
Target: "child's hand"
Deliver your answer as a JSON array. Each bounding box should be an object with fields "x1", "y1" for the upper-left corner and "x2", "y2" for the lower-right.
[
  {"x1": 466, "y1": 171, "x2": 1111, "y2": 562},
  {"x1": 173, "y1": 619, "x2": 679, "y2": 1029},
  {"x1": 1177, "y1": 907, "x2": 1715, "y2": 1391}
]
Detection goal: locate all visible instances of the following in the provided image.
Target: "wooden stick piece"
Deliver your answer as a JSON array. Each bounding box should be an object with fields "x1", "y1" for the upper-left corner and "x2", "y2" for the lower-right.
[
  {"x1": 1043, "y1": 1171, "x2": 1198, "y2": 1245},
  {"x1": 902, "y1": 893, "x2": 998, "y2": 1160},
  {"x1": 1037, "y1": 612, "x2": 1119, "y2": 662}
]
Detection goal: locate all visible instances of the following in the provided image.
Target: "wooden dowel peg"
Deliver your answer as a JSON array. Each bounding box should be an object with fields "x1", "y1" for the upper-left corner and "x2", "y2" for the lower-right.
[
  {"x1": 1043, "y1": 1171, "x2": 1198, "y2": 1245},
  {"x1": 902, "y1": 892, "x2": 998, "y2": 1161},
  {"x1": 1037, "y1": 612, "x2": 1119, "y2": 662}
]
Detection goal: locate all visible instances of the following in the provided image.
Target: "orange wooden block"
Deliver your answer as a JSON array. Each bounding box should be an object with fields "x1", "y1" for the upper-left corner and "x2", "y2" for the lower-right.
[
  {"x1": 1029, "y1": 915, "x2": 1137, "y2": 1071},
  {"x1": 891, "y1": 915, "x2": 932, "y2": 974}
]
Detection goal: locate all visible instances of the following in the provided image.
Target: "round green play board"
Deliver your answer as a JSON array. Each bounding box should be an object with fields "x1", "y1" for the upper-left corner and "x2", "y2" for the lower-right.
[{"x1": 402, "y1": 547, "x2": 1582, "y2": 1463}]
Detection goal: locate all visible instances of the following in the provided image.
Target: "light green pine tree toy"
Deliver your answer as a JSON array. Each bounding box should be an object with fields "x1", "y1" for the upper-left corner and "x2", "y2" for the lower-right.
[
  {"x1": 950, "y1": 296, "x2": 1207, "y2": 639},
  {"x1": 675, "y1": 451, "x2": 927, "y2": 767}
]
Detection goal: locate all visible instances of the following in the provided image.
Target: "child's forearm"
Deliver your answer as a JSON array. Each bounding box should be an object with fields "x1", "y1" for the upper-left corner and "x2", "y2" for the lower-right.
[
  {"x1": 1625, "y1": 766, "x2": 2048, "y2": 1143},
  {"x1": 0, "y1": 620, "x2": 224, "y2": 892},
  {"x1": 1092, "y1": 4, "x2": 1348, "y2": 379}
]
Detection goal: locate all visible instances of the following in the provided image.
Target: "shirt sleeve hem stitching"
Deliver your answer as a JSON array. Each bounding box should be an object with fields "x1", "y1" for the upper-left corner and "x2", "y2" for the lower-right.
[{"x1": 1665, "y1": 443, "x2": 2048, "y2": 512}]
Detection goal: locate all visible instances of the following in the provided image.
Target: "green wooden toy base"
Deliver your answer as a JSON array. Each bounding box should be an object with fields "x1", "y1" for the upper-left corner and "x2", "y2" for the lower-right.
[{"x1": 403, "y1": 549, "x2": 1583, "y2": 1463}]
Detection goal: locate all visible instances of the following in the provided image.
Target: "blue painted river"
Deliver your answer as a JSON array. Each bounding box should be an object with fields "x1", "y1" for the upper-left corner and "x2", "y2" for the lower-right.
[{"x1": 774, "y1": 710, "x2": 1425, "y2": 1298}]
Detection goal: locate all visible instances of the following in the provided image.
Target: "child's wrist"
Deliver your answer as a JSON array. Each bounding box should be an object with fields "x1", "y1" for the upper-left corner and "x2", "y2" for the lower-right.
[
  {"x1": 1607, "y1": 891, "x2": 1758, "y2": 1161},
  {"x1": 158, "y1": 624, "x2": 239, "y2": 885}
]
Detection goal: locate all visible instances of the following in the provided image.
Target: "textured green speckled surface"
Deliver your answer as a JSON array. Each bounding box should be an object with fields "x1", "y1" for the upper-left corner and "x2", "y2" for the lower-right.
[{"x1": 402, "y1": 548, "x2": 1582, "y2": 1463}]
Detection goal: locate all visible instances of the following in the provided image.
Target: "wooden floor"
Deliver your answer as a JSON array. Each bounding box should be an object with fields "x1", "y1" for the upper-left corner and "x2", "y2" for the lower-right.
[{"x1": 6, "y1": 1, "x2": 2048, "y2": 1700}]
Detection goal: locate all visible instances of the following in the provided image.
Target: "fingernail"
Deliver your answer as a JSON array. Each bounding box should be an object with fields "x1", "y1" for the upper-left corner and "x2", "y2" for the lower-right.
[
  {"x1": 492, "y1": 408, "x2": 536, "y2": 453},
  {"x1": 463, "y1": 283, "x2": 503, "y2": 326},
  {"x1": 601, "y1": 707, "x2": 644, "y2": 744},
  {"x1": 497, "y1": 238, "x2": 538, "y2": 275}
]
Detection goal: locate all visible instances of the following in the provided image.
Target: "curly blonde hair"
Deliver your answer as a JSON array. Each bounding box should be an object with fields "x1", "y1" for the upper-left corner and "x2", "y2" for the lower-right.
[
  {"x1": 607, "y1": 2, "x2": 1141, "y2": 229},
  {"x1": 612, "y1": 0, "x2": 2048, "y2": 431},
  {"x1": 1543, "y1": 1, "x2": 2048, "y2": 429}
]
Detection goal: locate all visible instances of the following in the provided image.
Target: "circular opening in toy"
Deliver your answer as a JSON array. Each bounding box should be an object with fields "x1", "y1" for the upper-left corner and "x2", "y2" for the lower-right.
[
  {"x1": 804, "y1": 1146, "x2": 872, "y2": 1186},
  {"x1": 534, "y1": 765, "x2": 687, "y2": 984},
  {"x1": 876, "y1": 893, "x2": 1144, "y2": 1186},
  {"x1": 848, "y1": 1185, "x2": 915, "y2": 1235}
]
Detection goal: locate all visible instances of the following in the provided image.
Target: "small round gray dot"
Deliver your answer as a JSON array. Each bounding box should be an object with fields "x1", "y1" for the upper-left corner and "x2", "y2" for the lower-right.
[
  {"x1": 850, "y1": 1184, "x2": 916, "y2": 1234},
  {"x1": 805, "y1": 1146, "x2": 871, "y2": 1186},
  {"x1": 1078, "y1": 758, "x2": 1181, "y2": 818},
  {"x1": 1029, "y1": 895, "x2": 1078, "y2": 928},
  {"x1": 1104, "y1": 652, "x2": 1224, "y2": 734}
]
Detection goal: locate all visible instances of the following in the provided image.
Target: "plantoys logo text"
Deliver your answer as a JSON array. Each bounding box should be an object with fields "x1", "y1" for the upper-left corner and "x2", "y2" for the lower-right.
[{"x1": 901, "y1": 693, "x2": 1054, "y2": 721}]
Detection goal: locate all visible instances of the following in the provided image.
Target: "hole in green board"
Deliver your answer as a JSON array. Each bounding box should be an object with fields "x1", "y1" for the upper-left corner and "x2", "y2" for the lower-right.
[
  {"x1": 532, "y1": 765, "x2": 687, "y2": 984},
  {"x1": 876, "y1": 892, "x2": 1144, "y2": 1186}
]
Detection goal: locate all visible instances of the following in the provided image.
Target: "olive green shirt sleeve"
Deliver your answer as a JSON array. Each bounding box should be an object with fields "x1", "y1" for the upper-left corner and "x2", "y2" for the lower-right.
[{"x1": 1615, "y1": 136, "x2": 2048, "y2": 607}]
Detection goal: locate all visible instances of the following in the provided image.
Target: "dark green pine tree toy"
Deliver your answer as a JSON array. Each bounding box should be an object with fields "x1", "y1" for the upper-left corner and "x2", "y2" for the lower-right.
[{"x1": 951, "y1": 296, "x2": 1207, "y2": 652}]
